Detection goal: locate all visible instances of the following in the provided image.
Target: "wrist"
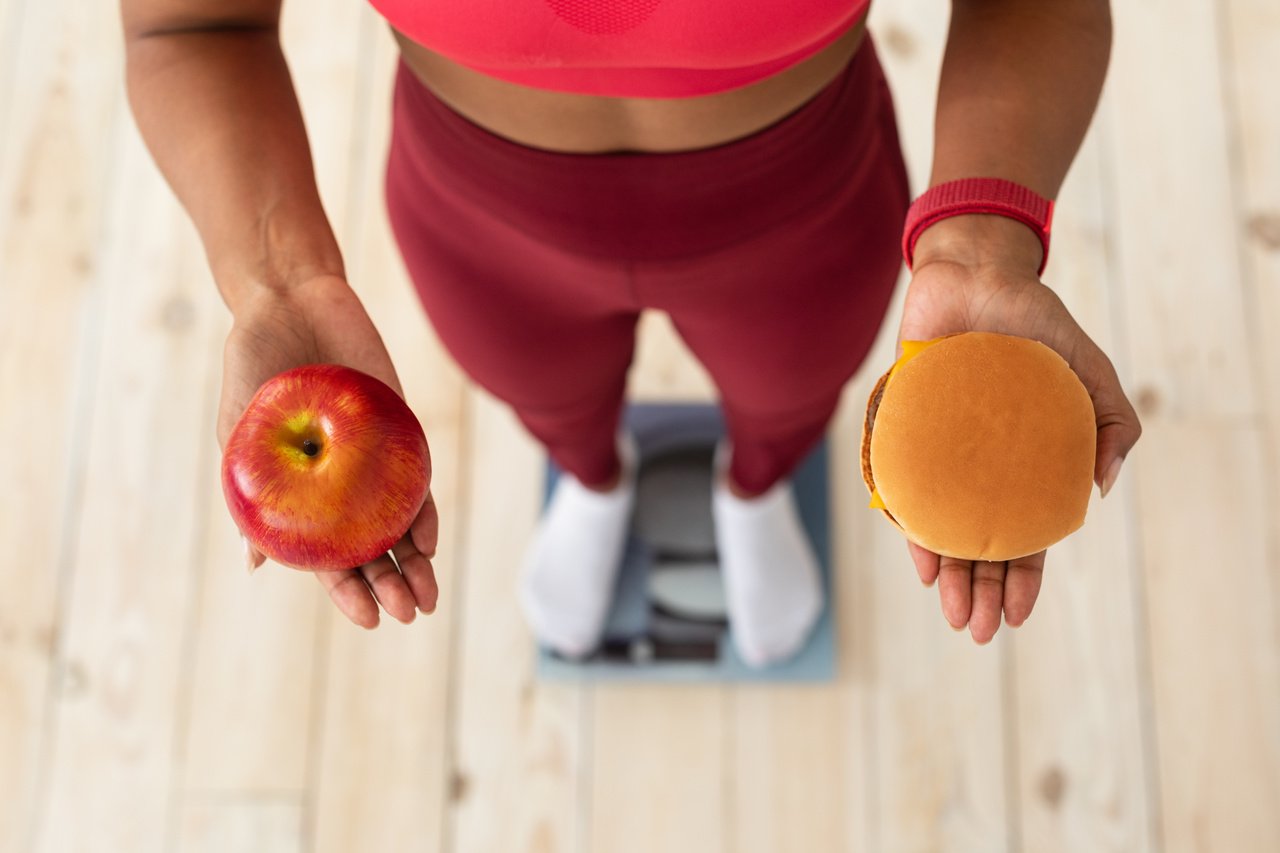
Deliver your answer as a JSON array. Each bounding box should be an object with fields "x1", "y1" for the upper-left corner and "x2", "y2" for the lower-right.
[
  {"x1": 221, "y1": 268, "x2": 347, "y2": 318},
  {"x1": 909, "y1": 213, "x2": 1045, "y2": 278}
]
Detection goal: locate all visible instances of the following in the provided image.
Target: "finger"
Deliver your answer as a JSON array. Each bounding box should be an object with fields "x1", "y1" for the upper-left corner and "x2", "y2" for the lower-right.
[
  {"x1": 316, "y1": 569, "x2": 380, "y2": 629},
  {"x1": 969, "y1": 560, "x2": 1006, "y2": 645},
  {"x1": 907, "y1": 541, "x2": 940, "y2": 587},
  {"x1": 1003, "y1": 551, "x2": 1046, "y2": 627},
  {"x1": 411, "y1": 490, "x2": 439, "y2": 559},
  {"x1": 361, "y1": 552, "x2": 417, "y2": 625},
  {"x1": 392, "y1": 533, "x2": 439, "y2": 615},
  {"x1": 241, "y1": 534, "x2": 267, "y2": 575},
  {"x1": 1070, "y1": 343, "x2": 1141, "y2": 496},
  {"x1": 937, "y1": 557, "x2": 973, "y2": 630}
]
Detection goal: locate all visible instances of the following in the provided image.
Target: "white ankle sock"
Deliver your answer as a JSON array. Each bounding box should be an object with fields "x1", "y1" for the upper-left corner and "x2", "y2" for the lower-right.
[
  {"x1": 518, "y1": 431, "x2": 638, "y2": 658},
  {"x1": 711, "y1": 440, "x2": 824, "y2": 668}
]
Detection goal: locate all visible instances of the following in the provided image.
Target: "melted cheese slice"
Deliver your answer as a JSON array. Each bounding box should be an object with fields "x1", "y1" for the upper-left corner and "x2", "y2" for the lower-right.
[{"x1": 868, "y1": 337, "x2": 947, "y2": 510}]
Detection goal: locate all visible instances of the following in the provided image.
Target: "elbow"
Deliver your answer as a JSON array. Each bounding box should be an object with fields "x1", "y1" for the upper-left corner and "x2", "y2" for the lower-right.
[
  {"x1": 120, "y1": 0, "x2": 280, "y2": 47},
  {"x1": 123, "y1": 21, "x2": 279, "y2": 46}
]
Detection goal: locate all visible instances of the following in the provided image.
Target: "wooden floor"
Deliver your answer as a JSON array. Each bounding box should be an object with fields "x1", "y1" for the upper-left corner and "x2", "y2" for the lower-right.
[{"x1": 2, "y1": 1, "x2": 1278, "y2": 851}]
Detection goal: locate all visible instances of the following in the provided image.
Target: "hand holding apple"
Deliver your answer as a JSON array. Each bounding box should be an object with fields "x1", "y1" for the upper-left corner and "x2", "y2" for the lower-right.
[
  {"x1": 221, "y1": 363, "x2": 431, "y2": 571},
  {"x1": 217, "y1": 275, "x2": 439, "y2": 627}
]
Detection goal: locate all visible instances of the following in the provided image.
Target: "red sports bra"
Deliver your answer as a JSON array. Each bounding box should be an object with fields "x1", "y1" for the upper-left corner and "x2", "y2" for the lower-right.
[{"x1": 368, "y1": 0, "x2": 871, "y2": 98}]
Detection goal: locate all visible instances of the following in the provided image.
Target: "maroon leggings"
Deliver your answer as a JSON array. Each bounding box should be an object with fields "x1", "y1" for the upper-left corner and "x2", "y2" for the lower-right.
[{"x1": 385, "y1": 37, "x2": 910, "y2": 494}]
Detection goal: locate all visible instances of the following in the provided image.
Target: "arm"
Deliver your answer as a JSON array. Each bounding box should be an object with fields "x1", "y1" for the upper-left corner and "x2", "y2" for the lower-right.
[
  {"x1": 122, "y1": 0, "x2": 344, "y2": 313},
  {"x1": 123, "y1": 1, "x2": 439, "y2": 627},
  {"x1": 912, "y1": 0, "x2": 1112, "y2": 271},
  {"x1": 896, "y1": 0, "x2": 1141, "y2": 643}
]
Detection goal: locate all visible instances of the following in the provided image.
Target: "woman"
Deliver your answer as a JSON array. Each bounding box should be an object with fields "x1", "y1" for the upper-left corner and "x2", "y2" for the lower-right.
[{"x1": 122, "y1": 0, "x2": 1141, "y2": 660}]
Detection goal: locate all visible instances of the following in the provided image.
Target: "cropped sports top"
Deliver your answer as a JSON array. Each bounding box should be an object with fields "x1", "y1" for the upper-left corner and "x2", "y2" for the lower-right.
[{"x1": 368, "y1": 0, "x2": 871, "y2": 98}]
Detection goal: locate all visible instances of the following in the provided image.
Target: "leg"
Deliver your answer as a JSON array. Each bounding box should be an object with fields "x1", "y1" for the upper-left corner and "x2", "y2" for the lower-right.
[
  {"x1": 633, "y1": 43, "x2": 910, "y2": 666},
  {"x1": 642, "y1": 169, "x2": 905, "y2": 494},
  {"x1": 386, "y1": 65, "x2": 644, "y2": 657},
  {"x1": 387, "y1": 139, "x2": 640, "y2": 487}
]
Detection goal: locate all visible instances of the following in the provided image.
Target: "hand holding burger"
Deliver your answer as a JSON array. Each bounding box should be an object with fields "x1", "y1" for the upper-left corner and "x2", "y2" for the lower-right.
[{"x1": 891, "y1": 214, "x2": 1142, "y2": 644}]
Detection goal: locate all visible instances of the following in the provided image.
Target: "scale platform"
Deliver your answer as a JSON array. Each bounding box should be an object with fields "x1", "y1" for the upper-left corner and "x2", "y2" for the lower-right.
[{"x1": 536, "y1": 402, "x2": 835, "y2": 682}]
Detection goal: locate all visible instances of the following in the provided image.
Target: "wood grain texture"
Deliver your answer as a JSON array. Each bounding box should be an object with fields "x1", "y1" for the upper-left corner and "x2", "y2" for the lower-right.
[
  {"x1": 1221, "y1": 0, "x2": 1280, "y2": 676},
  {"x1": 1132, "y1": 425, "x2": 1280, "y2": 852},
  {"x1": 866, "y1": 523, "x2": 1012, "y2": 853},
  {"x1": 590, "y1": 687, "x2": 725, "y2": 853},
  {"x1": 1106, "y1": 3, "x2": 1280, "y2": 848},
  {"x1": 448, "y1": 392, "x2": 587, "y2": 853},
  {"x1": 30, "y1": 85, "x2": 218, "y2": 853},
  {"x1": 728, "y1": 684, "x2": 863, "y2": 853},
  {"x1": 1105, "y1": 0, "x2": 1257, "y2": 420},
  {"x1": 177, "y1": 796, "x2": 304, "y2": 853},
  {"x1": 0, "y1": 3, "x2": 120, "y2": 850},
  {"x1": 1008, "y1": 125, "x2": 1158, "y2": 853}
]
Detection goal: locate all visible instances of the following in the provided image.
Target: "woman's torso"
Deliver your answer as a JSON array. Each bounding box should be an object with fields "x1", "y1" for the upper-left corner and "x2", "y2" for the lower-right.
[{"x1": 389, "y1": 9, "x2": 869, "y2": 154}]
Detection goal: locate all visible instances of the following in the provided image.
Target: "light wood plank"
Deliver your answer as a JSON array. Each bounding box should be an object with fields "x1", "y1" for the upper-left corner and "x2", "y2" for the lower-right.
[
  {"x1": 448, "y1": 392, "x2": 587, "y2": 853},
  {"x1": 1221, "y1": 0, "x2": 1280, "y2": 669},
  {"x1": 1007, "y1": 124, "x2": 1157, "y2": 852},
  {"x1": 30, "y1": 95, "x2": 222, "y2": 853},
  {"x1": 278, "y1": 0, "x2": 365, "y2": 243},
  {"x1": 590, "y1": 687, "x2": 725, "y2": 853},
  {"x1": 1105, "y1": 0, "x2": 1257, "y2": 420},
  {"x1": 866, "y1": 516, "x2": 1012, "y2": 853},
  {"x1": 177, "y1": 796, "x2": 304, "y2": 853},
  {"x1": 0, "y1": 2, "x2": 121, "y2": 245},
  {"x1": 0, "y1": 10, "x2": 116, "y2": 853},
  {"x1": 0, "y1": 0, "x2": 22, "y2": 177},
  {"x1": 309, "y1": 13, "x2": 465, "y2": 853},
  {"x1": 173, "y1": 0, "x2": 366, "y2": 816},
  {"x1": 1133, "y1": 425, "x2": 1280, "y2": 852},
  {"x1": 1107, "y1": 4, "x2": 1280, "y2": 847},
  {"x1": 830, "y1": 393, "x2": 889, "y2": 853},
  {"x1": 1223, "y1": 0, "x2": 1280, "y2": 414},
  {"x1": 0, "y1": 3, "x2": 152, "y2": 852},
  {"x1": 728, "y1": 684, "x2": 860, "y2": 853}
]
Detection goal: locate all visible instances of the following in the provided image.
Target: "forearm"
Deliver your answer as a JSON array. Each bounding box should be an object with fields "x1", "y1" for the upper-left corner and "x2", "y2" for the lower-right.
[
  {"x1": 914, "y1": 0, "x2": 1112, "y2": 271},
  {"x1": 124, "y1": 26, "x2": 344, "y2": 314}
]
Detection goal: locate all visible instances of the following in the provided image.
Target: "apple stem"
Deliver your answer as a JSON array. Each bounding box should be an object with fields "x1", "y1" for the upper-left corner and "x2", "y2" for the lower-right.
[{"x1": 302, "y1": 439, "x2": 319, "y2": 457}]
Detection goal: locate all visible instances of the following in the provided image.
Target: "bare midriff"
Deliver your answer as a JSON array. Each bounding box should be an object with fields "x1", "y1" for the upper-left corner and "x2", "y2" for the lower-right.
[{"x1": 391, "y1": 15, "x2": 868, "y2": 154}]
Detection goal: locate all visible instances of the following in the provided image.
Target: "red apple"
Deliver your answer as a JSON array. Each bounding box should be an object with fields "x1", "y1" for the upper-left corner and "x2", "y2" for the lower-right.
[{"x1": 221, "y1": 364, "x2": 430, "y2": 571}]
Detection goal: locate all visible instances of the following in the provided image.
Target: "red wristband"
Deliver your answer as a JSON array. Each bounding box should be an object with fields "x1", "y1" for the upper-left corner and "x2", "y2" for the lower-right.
[{"x1": 902, "y1": 178, "x2": 1055, "y2": 276}]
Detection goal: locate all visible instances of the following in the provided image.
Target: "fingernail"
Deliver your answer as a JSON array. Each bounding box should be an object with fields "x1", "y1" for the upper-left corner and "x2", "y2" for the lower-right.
[
  {"x1": 950, "y1": 621, "x2": 965, "y2": 632},
  {"x1": 923, "y1": 577, "x2": 936, "y2": 588},
  {"x1": 1100, "y1": 456, "x2": 1125, "y2": 499}
]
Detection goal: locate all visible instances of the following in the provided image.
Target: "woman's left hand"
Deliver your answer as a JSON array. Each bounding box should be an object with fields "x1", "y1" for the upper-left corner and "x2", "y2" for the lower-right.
[{"x1": 897, "y1": 214, "x2": 1142, "y2": 644}]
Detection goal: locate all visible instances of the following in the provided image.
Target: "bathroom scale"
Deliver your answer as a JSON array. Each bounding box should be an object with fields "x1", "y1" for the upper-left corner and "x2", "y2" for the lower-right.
[{"x1": 535, "y1": 402, "x2": 835, "y2": 682}]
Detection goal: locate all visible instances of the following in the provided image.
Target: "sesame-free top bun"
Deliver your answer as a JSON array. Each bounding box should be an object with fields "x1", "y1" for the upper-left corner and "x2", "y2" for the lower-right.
[{"x1": 861, "y1": 332, "x2": 1096, "y2": 562}]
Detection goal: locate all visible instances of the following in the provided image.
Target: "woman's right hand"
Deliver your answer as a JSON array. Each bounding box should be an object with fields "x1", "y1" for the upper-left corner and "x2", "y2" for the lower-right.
[{"x1": 217, "y1": 275, "x2": 439, "y2": 628}]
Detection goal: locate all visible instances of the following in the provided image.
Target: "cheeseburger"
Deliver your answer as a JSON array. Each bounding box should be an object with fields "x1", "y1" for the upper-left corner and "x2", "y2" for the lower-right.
[{"x1": 861, "y1": 332, "x2": 1096, "y2": 562}]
